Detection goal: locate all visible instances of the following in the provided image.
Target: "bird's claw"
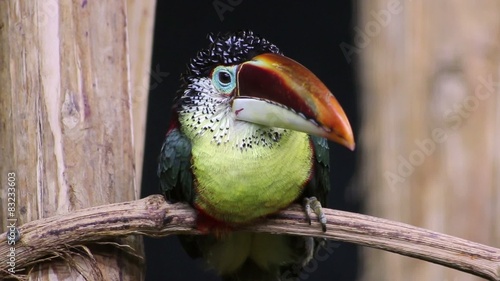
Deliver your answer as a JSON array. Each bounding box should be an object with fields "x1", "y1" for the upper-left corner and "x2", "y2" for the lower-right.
[{"x1": 303, "y1": 196, "x2": 327, "y2": 232}]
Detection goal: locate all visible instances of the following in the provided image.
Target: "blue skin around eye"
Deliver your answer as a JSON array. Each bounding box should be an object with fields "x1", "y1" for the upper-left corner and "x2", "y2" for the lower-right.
[{"x1": 212, "y1": 66, "x2": 237, "y2": 94}]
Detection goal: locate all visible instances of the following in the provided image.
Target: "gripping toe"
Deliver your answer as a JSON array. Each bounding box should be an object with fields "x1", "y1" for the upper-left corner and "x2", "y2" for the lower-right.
[{"x1": 303, "y1": 196, "x2": 327, "y2": 232}]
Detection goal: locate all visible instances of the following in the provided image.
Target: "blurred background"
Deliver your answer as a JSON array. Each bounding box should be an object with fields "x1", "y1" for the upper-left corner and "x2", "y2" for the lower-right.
[{"x1": 141, "y1": 1, "x2": 500, "y2": 281}]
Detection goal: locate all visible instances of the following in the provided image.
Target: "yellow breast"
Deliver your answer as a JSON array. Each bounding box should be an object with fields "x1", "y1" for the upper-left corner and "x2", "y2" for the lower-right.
[{"x1": 190, "y1": 130, "x2": 313, "y2": 224}]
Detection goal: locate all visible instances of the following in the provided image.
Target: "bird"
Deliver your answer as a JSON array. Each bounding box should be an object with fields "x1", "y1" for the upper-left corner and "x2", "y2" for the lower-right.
[{"x1": 158, "y1": 30, "x2": 354, "y2": 281}]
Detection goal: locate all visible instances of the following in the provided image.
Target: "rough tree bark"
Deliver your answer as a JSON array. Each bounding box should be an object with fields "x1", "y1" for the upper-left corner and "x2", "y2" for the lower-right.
[
  {"x1": 0, "y1": 0, "x2": 155, "y2": 279},
  {"x1": 356, "y1": 1, "x2": 500, "y2": 281}
]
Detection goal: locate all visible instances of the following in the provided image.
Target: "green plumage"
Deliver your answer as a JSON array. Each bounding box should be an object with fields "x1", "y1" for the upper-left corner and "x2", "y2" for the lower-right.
[
  {"x1": 158, "y1": 126, "x2": 330, "y2": 280},
  {"x1": 158, "y1": 129, "x2": 330, "y2": 208},
  {"x1": 158, "y1": 128, "x2": 193, "y2": 203}
]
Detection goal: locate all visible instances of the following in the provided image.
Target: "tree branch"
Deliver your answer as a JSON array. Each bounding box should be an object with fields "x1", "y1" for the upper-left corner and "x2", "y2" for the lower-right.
[{"x1": 1, "y1": 195, "x2": 499, "y2": 280}]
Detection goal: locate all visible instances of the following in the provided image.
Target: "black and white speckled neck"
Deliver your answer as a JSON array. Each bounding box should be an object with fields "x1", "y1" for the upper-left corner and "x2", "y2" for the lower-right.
[{"x1": 178, "y1": 77, "x2": 288, "y2": 150}]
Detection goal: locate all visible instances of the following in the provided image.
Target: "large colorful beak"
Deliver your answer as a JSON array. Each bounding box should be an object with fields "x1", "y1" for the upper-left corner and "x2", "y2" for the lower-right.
[{"x1": 232, "y1": 53, "x2": 355, "y2": 150}]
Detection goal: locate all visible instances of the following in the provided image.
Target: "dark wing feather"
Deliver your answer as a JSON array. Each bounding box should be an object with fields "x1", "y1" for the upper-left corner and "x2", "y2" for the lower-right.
[
  {"x1": 157, "y1": 127, "x2": 194, "y2": 203},
  {"x1": 302, "y1": 135, "x2": 330, "y2": 206},
  {"x1": 157, "y1": 127, "x2": 203, "y2": 258}
]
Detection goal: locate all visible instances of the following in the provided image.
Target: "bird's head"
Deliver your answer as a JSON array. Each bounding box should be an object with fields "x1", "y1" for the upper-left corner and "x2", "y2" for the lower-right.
[{"x1": 176, "y1": 30, "x2": 355, "y2": 150}]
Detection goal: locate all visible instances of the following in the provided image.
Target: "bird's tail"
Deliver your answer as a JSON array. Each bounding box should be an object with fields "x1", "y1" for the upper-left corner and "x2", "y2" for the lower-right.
[{"x1": 221, "y1": 259, "x2": 282, "y2": 281}]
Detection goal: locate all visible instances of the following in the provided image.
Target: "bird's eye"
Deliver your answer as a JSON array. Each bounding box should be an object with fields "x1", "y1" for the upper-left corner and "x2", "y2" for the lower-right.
[
  {"x1": 212, "y1": 65, "x2": 237, "y2": 94},
  {"x1": 218, "y1": 71, "x2": 232, "y2": 85}
]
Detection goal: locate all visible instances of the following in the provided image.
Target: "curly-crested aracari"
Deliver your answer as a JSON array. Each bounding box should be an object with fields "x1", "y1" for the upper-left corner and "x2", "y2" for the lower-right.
[{"x1": 158, "y1": 30, "x2": 354, "y2": 281}]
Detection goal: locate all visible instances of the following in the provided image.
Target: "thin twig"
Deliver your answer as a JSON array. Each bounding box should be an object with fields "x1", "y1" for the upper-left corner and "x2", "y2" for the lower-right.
[{"x1": 0, "y1": 195, "x2": 499, "y2": 280}]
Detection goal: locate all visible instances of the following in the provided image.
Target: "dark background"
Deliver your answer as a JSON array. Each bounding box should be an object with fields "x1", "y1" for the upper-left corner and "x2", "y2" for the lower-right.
[{"x1": 141, "y1": 1, "x2": 360, "y2": 280}]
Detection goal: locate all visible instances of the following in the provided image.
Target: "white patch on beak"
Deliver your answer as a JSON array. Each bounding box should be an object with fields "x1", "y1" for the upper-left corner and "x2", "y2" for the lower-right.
[{"x1": 232, "y1": 98, "x2": 326, "y2": 137}]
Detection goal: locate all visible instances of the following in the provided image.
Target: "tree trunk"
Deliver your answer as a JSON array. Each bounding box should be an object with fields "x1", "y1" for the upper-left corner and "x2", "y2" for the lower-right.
[
  {"x1": 357, "y1": 1, "x2": 500, "y2": 281},
  {"x1": 127, "y1": 0, "x2": 156, "y2": 189},
  {"x1": 0, "y1": 0, "x2": 154, "y2": 279}
]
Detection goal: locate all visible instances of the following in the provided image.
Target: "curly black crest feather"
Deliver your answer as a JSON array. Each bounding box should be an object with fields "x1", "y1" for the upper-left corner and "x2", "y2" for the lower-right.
[
  {"x1": 185, "y1": 30, "x2": 282, "y2": 79},
  {"x1": 175, "y1": 31, "x2": 281, "y2": 109}
]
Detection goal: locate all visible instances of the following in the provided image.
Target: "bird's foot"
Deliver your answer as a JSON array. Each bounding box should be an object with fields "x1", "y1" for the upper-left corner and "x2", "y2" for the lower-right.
[{"x1": 303, "y1": 197, "x2": 327, "y2": 232}]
